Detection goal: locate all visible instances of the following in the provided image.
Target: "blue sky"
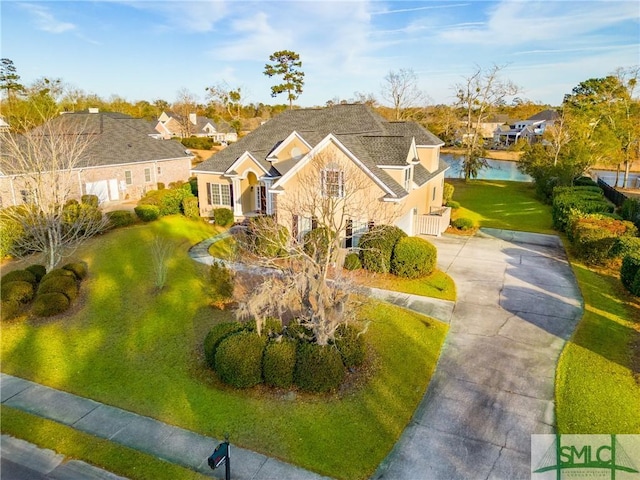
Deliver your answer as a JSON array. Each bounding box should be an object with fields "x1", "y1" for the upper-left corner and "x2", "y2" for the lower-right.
[{"x1": 2, "y1": 1, "x2": 639, "y2": 108}]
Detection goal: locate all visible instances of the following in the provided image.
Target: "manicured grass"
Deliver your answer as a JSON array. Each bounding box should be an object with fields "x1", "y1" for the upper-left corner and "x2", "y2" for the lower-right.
[
  {"x1": 0, "y1": 216, "x2": 448, "y2": 480},
  {"x1": 555, "y1": 262, "x2": 640, "y2": 433},
  {"x1": 0, "y1": 407, "x2": 208, "y2": 480},
  {"x1": 449, "y1": 179, "x2": 555, "y2": 234}
]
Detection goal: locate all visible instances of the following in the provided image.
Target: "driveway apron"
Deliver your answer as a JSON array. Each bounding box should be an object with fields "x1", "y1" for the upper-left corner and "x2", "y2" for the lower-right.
[{"x1": 372, "y1": 228, "x2": 583, "y2": 480}]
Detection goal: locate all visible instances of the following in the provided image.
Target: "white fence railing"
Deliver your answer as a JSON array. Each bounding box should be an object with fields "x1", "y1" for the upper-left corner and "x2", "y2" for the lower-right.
[{"x1": 416, "y1": 207, "x2": 451, "y2": 236}]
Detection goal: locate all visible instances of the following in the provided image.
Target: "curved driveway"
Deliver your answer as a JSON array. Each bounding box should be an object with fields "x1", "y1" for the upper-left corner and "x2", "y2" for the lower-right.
[{"x1": 373, "y1": 228, "x2": 583, "y2": 480}]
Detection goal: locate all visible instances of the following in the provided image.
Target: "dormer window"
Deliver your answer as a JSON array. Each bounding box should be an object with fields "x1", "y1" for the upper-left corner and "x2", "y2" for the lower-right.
[{"x1": 321, "y1": 164, "x2": 344, "y2": 198}]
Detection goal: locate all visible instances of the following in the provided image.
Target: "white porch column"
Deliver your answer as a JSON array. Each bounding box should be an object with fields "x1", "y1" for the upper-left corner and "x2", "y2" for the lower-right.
[
  {"x1": 263, "y1": 179, "x2": 273, "y2": 215},
  {"x1": 232, "y1": 178, "x2": 242, "y2": 216}
]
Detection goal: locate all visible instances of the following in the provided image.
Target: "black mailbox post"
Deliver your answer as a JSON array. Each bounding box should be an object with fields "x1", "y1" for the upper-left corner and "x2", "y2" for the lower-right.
[{"x1": 208, "y1": 435, "x2": 230, "y2": 480}]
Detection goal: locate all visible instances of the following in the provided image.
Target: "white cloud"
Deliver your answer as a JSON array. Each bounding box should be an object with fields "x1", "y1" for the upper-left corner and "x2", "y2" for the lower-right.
[
  {"x1": 121, "y1": 0, "x2": 229, "y2": 33},
  {"x1": 20, "y1": 3, "x2": 76, "y2": 34}
]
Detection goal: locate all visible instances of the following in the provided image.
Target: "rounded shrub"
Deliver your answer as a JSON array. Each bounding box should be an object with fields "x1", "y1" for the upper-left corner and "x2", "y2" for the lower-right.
[
  {"x1": 25, "y1": 264, "x2": 47, "y2": 283},
  {"x1": 262, "y1": 317, "x2": 284, "y2": 337},
  {"x1": 391, "y1": 237, "x2": 437, "y2": 279},
  {"x1": 134, "y1": 205, "x2": 160, "y2": 222},
  {"x1": 359, "y1": 225, "x2": 407, "y2": 273},
  {"x1": 570, "y1": 215, "x2": 637, "y2": 265},
  {"x1": 263, "y1": 339, "x2": 297, "y2": 388},
  {"x1": 1, "y1": 281, "x2": 35, "y2": 304},
  {"x1": 182, "y1": 196, "x2": 200, "y2": 219},
  {"x1": 343, "y1": 252, "x2": 362, "y2": 271},
  {"x1": 203, "y1": 322, "x2": 245, "y2": 369},
  {"x1": 214, "y1": 331, "x2": 267, "y2": 388},
  {"x1": 333, "y1": 324, "x2": 366, "y2": 368},
  {"x1": 160, "y1": 184, "x2": 194, "y2": 216},
  {"x1": 1, "y1": 299, "x2": 21, "y2": 321},
  {"x1": 41, "y1": 268, "x2": 76, "y2": 283},
  {"x1": 62, "y1": 261, "x2": 89, "y2": 280},
  {"x1": 81, "y1": 194, "x2": 100, "y2": 207},
  {"x1": 106, "y1": 210, "x2": 136, "y2": 228},
  {"x1": 446, "y1": 200, "x2": 461, "y2": 209},
  {"x1": 303, "y1": 227, "x2": 332, "y2": 263},
  {"x1": 32, "y1": 292, "x2": 70, "y2": 317},
  {"x1": 2, "y1": 269, "x2": 37, "y2": 285},
  {"x1": 38, "y1": 275, "x2": 79, "y2": 302},
  {"x1": 452, "y1": 217, "x2": 474, "y2": 230},
  {"x1": 611, "y1": 237, "x2": 640, "y2": 260},
  {"x1": 620, "y1": 253, "x2": 640, "y2": 294},
  {"x1": 294, "y1": 343, "x2": 345, "y2": 393},
  {"x1": 213, "y1": 208, "x2": 234, "y2": 227}
]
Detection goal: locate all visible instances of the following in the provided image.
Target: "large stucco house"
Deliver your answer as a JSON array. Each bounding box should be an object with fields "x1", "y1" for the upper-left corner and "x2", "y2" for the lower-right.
[
  {"x1": 0, "y1": 110, "x2": 193, "y2": 207},
  {"x1": 193, "y1": 104, "x2": 450, "y2": 244}
]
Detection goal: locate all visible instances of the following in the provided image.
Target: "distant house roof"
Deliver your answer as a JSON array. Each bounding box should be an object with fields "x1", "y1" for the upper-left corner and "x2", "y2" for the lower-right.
[
  {"x1": 193, "y1": 104, "x2": 445, "y2": 200},
  {"x1": 1, "y1": 111, "x2": 192, "y2": 175},
  {"x1": 527, "y1": 109, "x2": 560, "y2": 122}
]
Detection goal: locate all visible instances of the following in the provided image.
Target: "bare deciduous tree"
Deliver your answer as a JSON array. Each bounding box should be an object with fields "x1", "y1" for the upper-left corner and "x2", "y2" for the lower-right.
[
  {"x1": 0, "y1": 114, "x2": 109, "y2": 269},
  {"x1": 173, "y1": 88, "x2": 199, "y2": 137},
  {"x1": 381, "y1": 68, "x2": 427, "y2": 120},
  {"x1": 235, "y1": 148, "x2": 398, "y2": 345},
  {"x1": 455, "y1": 64, "x2": 519, "y2": 180}
]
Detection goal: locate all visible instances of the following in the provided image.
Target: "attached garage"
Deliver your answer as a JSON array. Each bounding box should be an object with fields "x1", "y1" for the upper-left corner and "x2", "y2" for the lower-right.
[{"x1": 85, "y1": 179, "x2": 119, "y2": 203}]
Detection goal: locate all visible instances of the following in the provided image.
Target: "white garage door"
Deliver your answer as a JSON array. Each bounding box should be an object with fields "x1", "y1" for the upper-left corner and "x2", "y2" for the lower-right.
[{"x1": 85, "y1": 179, "x2": 119, "y2": 202}]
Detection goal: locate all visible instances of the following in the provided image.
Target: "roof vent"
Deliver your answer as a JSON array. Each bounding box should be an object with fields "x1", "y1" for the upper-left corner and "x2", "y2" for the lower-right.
[{"x1": 88, "y1": 108, "x2": 99, "y2": 114}]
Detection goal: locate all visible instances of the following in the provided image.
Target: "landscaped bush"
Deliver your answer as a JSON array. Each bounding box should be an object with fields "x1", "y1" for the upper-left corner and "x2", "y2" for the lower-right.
[
  {"x1": 203, "y1": 322, "x2": 245, "y2": 369},
  {"x1": 303, "y1": 227, "x2": 333, "y2": 263},
  {"x1": 209, "y1": 262, "x2": 235, "y2": 308},
  {"x1": 25, "y1": 264, "x2": 47, "y2": 282},
  {"x1": 446, "y1": 200, "x2": 461, "y2": 209},
  {"x1": 1, "y1": 281, "x2": 35, "y2": 304},
  {"x1": 137, "y1": 189, "x2": 167, "y2": 207},
  {"x1": 390, "y1": 237, "x2": 437, "y2": 279},
  {"x1": 1, "y1": 299, "x2": 20, "y2": 321},
  {"x1": 443, "y1": 182, "x2": 455, "y2": 204},
  {"x1": 106, "y1": 210, "x2": 136, "y2": 228},
  {"x1": 263, "y1": 339, "x2": 297, "y2": 388},
  {"x1": 261, "y1": 317, "x2": 284, "y2": 337},
  {"x1": 552, "y1": 186, "x2": 613, "y2": 232},
  {"x1": 333, "y1": 324, "x2": 366, "y2": 368},
  {"x1": 611, "y1": 237, "x2": 640, "y2": 260},
  {"x1": 452, "y1": 217, "x2": 474, "y2": 230},
  {"x1": 213, "y1": 208, "x2": 234, "y2": 227},
  {"x1": 38, "y1": 275, "x2": 79, "y2": 302},
  {"x1": 620, "y1": 253, "x2": 640, "y2": 295},
  {"x1": 62, "y1": 262, "x2": 89, "y2": 280},
  {"x1": 214, "y1": 331, "x2": 267, "y2": 388},
  {"x1": 569, "y1": 215, "x2": 637, "y2": 265},
  {"x1": 181, "y1": 137, "x2": 215, "y2": 150},
  {"x1": 134, "y1": 205, "x2": 160, "y2": 222},
  {"x1": 159, "y1": 184, "x2": 194, "y2": 216},
  {"x1": 343, "y1": 252, "x2": 362, "y2": 271},
  {"x1": 181, "y1": 197, "x2": 200, "y2": 219},
  {"x1": 573, "y1": 176, "x2": 598, "y2": 187},
  {"x1": 81, "y1": 194, "x2": 100, "y2": 207},
  {"x1": 285, "y1": 320, "x2": 314, "y2": 342},
  {"x1": 359, "y1": 225, "x2": 407, "y2": 273},
  {"x1": 242, "y1": 216, "x2": 289, "y2": 258},
  {"x1": 41, "y1": 268, "x2": 76, "y2": 283},
  {"x1": 0, "y1": 214, "x2": 24, "y2": 259},
  {"x1": 294, "y1": 342, "x2": 345, "y2": 393},
  {"x1": 620, "y1": 198, "x2": 640, "y2": 229},
  {"x1": 2, "y1": 269, "x2": 37, "y2": 285},
  {"x1": 32, "y1": 292, "x2": 70, "y2": 317}
]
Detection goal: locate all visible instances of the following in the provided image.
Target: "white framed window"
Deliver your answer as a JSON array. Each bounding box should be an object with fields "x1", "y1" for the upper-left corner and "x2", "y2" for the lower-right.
[
  {"x1": 144, "y1": 168, "x2": 151, "y2": 183},
  {"x1": 208, "y1": 183, "x2": 232, "y2": 206},
  {"x1": 321, "y1": 168, "x2": 344, "y2": 198},
  {"x1": 125, "y1": 170, "x2": 132, "y2": 185}
]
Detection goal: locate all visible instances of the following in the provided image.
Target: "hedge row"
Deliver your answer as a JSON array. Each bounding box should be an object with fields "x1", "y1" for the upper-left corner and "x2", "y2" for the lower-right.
[
  {"x1": 135, "y1": 183, "x2": 197, "y2": 222},
  {"x1": 552, "y1": 186, "x2": 614, "y2": 232},
  {"x1": 204, "y1": 320, "x2": 367, "y2": 393}
]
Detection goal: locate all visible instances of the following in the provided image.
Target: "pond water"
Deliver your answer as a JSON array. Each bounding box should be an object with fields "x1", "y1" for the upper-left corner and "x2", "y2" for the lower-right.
[
  {"x1": 592, "y1": 170, "x2": 640, "y2": 189},
  {"x1": 442, "y1": 154, "x2": 532, "y2": 182}
]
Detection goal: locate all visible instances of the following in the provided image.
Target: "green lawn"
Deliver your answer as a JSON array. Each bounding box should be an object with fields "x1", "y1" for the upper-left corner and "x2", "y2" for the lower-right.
[
  {"x1": 449, "y1": 179, "x2": 555, "y2": 234},
  {"x1": 555, "y1": 261, "x2": 640, "y2": 433},
  {"x1": 0, "y1": 216, "x2": 448, "y2": 480}
]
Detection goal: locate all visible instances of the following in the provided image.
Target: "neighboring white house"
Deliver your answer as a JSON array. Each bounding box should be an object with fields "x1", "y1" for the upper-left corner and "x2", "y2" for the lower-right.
[
  {"x1": 155, "y1": 111, "x2": 238, "y2": 143},
  {"x1": 493, "y1": 110, "x2": 560, "y2": 146}
]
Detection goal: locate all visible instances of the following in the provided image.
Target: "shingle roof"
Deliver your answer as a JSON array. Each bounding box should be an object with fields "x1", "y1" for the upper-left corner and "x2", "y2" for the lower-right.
[
  {"x1": 3, "y1": 112, "x2": 191, "y2": 173},
  {"x1": 193, "y1": 104, "x2": 445, "y2": 198},
  {"x1": 527, "y1": 109, "x2": 560, "y2": 122}
]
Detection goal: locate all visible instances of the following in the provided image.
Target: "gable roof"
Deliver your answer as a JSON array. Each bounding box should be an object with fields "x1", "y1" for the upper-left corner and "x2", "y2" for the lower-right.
[
  {"x1": 527, "y1": 109, "x2": 560, "y2": 122},
  {"x1": 2, "y1": 112, "x2": 192, "y2": 174},
  {"x1": 193, "y1": 104, "x2": 445, "y2": 198}
]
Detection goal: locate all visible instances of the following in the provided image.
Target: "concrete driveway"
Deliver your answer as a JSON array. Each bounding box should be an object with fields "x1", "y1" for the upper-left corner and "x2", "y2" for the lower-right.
[{"x1": 373, "y1": 228, "x2": 583, "y2": 480}]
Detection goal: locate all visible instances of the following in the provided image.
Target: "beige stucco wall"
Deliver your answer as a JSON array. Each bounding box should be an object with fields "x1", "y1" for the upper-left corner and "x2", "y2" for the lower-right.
[
  {"x1": 273, "y1": 136, "x2": 310, "y2": 161},
  {"x1": 417, "y1": 146, "x2": 439, "y2": 172}
]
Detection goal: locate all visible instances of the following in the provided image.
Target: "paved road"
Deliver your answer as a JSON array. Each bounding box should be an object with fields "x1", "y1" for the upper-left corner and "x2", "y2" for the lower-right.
[{"x1": 373, "y1": 229, "x2": 583, "y2": 480}]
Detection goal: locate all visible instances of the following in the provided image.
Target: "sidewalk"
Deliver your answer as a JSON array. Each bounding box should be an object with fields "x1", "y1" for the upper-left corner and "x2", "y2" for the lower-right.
[{"x1": 0, "y1": 374, "x2": 331, "y2": 480}]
